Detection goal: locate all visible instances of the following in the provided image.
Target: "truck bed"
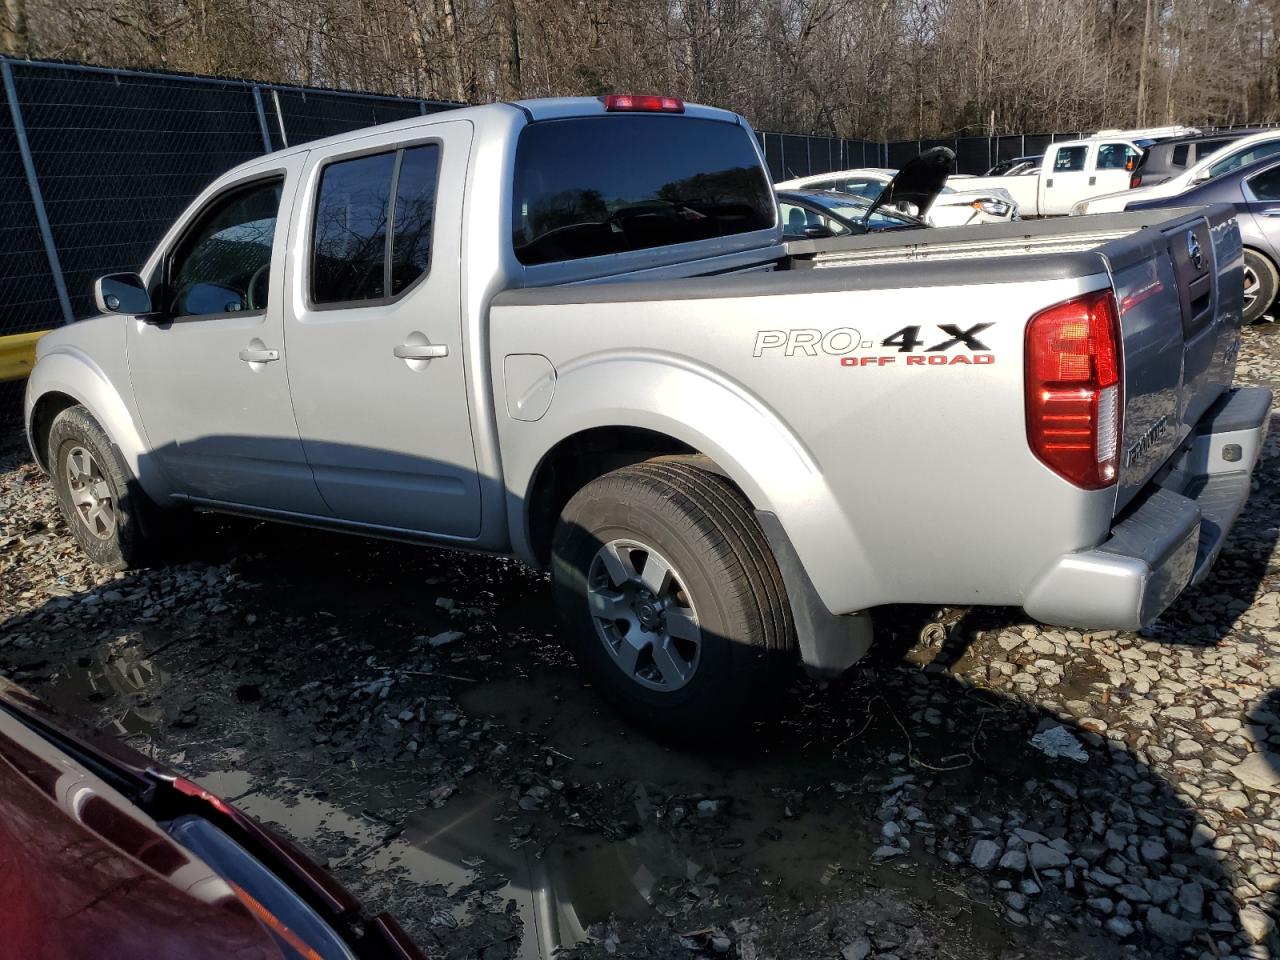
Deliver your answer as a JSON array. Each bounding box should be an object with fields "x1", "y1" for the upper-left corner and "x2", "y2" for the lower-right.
[{"x1": 787, "y1": 208, "x2": 1222, "y2": 268}]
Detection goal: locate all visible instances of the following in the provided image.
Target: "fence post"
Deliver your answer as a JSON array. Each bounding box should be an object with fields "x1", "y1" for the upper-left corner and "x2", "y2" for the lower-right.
[
  {"x1": 2, "y1": 59, "x2": 74, "y2": 327},
  {"x1": 271, "y1": 89, "x2": 288, "y2": 147},
  {"x1": 251, "y1": 84, "x2": 273, "y2": 153}
]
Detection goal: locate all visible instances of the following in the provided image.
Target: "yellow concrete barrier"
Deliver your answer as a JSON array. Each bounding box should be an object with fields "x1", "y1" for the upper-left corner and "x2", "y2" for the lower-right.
[{"x1": 0, "y1": 330, "x2": 46, "y2": 383}]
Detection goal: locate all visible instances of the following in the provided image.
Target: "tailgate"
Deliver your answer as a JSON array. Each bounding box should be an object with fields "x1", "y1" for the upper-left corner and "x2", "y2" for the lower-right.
[{"x1": 1104, "y1": 204, "x2": 1244, "y2": 512}]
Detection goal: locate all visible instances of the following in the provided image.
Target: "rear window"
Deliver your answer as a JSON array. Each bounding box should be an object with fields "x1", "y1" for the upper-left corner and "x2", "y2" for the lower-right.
[
  {"x1": 511, "y1": 116, "x2": 775, "y2": 266},
  {"x1": 1195, "y1": 139, "x2": 1230, "y2": 161},
  {"x1": 1172, "y1": 144, "x2": 1189, "y2": 167}
]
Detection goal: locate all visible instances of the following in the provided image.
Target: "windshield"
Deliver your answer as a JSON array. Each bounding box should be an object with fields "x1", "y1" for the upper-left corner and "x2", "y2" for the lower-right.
[
  {"x1": 800, "y1": 192, "x2": 920, "y2": 229},
  {"x1": 511, "y1": 115, "x2": 776, "y2": 266}
]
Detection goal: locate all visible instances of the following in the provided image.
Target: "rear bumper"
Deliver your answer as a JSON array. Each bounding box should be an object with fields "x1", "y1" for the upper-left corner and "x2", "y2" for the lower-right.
[{"x1": 1024, "y1": 386, "x2": 1271, "y2": 630}]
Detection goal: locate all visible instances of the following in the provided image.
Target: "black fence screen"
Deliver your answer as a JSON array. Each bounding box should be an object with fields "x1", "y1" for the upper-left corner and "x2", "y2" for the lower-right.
[
  {"x1": 0, "y1": 88, "x2": 61, "y2": 342},
  {"x1": 0, "y1": 56, "x2": 461, "y2": 343},
  {"x1": 12, "y1": 65, "x2": 271, "y2": 321},
  {"x1": 756, "y1": 131, "x2": 886, "y2": 182},
  {"x1": 268, "y1": 88, "x2": 451, "y2": 149}
]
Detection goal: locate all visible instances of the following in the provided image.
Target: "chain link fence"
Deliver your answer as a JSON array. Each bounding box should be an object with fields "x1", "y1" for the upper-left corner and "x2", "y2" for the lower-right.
[
  {"x1": 760, "y1": 126, "x2": 1278, "y2": 182},
  {"x1": 0, "y1": 56, "x2": 459, "y2": 348}
]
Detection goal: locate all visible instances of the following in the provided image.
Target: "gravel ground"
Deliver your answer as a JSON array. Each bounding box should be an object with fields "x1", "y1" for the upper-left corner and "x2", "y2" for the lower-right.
[{"x1": 2, "y1": 330, "x2": 1280, "y2": 960}]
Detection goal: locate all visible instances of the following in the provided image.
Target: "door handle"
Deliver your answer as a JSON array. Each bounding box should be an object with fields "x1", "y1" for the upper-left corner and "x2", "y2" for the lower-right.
[
  {"x1": 394, "y1": 343, "x2": 449, "y2": 360},
  {"x1": 238, "y1": 348, "x2": 279, "y2": 363},
  {"x1": 1088, "y1": 176, "x2": 1096, "y2": 186},
  {"x1": 1261, "y1": 209, "x2": 1280, "y2": 218},
  {"x1": 1045, "y1": 178, "x2": 1053, "y2": 188}
]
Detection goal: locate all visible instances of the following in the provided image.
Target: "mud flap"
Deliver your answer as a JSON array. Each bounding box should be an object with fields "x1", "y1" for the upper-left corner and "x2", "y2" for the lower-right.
[{"x1": 755, "y1": 510, "x2": 873, "y2": 676}]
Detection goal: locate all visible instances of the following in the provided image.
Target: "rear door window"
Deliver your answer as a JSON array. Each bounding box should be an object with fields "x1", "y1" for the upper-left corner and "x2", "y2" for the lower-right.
[
  {"x1": 312, "y1": 144, "x2": 441, "y2": 306},
  {"x1": 1193, "y1": 139, "x2": 1229, "y2": 161},
  {"x1": 1053, "y1": 146, "x2": 1087, "y2": 172},
  {"x1": 1171, "y1": 145, "x2": 1189, "y2": 167},
  {"x1": 511, "y1": 115, "x2": 775, "y2": 266},
  {"x1": 313, "y1": 153, "x2": 396, "y2": 304},
  {"x1": 1096, "y1": 143, "x2": 1139, "y2": 171},
  {"x1": 390, "y1": 146, "x2": 441, "y2": 296},
  {"x1": 1248, "y1": 166, "x2": 1280, "y2": 201}
]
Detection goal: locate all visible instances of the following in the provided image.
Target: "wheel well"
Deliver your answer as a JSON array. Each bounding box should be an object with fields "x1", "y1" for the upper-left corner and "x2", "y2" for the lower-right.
[
  {"x1": 28, "y1": 391, "x2": 79, "y2": 471},
  {"x1": 526, "y1": 427, "x2": 741, "y2": 565}
]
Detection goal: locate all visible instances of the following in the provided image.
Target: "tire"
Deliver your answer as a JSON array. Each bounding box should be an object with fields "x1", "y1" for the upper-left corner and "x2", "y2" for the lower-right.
[
  {"x1": 1243, "y1": 248, "x2": 1279, "y2": 324},
  {"x1": 46, "y1": 405, "x2": 158, "y2": 570},
  {"x1": 551, "y1": 457, "x2": 796, "y2": 739}
]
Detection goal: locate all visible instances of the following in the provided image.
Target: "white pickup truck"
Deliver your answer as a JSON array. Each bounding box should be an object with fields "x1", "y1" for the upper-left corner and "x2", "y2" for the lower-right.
[
  {"x1": 975, "y1": 136, "x2": 1145, "y2": 216},
  {"x1": 24, "y1": 95, "x2": 1267, "y2": 736}
]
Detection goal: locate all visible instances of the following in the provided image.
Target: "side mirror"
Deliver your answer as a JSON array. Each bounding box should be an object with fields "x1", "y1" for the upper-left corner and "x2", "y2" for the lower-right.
[
  {"x1": 895, "y1": 201, "x2": 920, "y2": 217},
  {"x1": 802, "y1": 224, "x2": 834, "y2": 239},
  {"x1": 94, "y1": 273, "x2": 153, "y2": 316},
  {"x1": 1190, "y1": 170, "x2": 1211, "y2": 185}
]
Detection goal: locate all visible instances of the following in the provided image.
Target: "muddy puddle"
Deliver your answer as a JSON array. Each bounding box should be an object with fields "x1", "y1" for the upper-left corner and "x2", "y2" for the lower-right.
[
  {"x1": 39, "y1": 629, "x2": 169, "y2": 737},
  {"x1": 175, "y1": 651, "x2": 1017, "y2": 959}
]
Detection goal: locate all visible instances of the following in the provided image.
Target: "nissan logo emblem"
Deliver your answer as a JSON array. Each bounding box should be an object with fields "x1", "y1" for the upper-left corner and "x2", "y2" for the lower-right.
[{"x1": 1187, "y1": 230, "x2": 1204, "y2": 271}]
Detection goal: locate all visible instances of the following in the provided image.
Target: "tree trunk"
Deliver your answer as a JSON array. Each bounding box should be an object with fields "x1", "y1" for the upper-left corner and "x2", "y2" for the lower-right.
[
  {"x1": 1135, "y1": 0, "x2": 1154, "y2": 126},
  {"x1": 2, "y1": 0, "x2": 28, "y2": 55},
  {"x1": 499, "y1": 0, "x2": 521, "y2": 98}
]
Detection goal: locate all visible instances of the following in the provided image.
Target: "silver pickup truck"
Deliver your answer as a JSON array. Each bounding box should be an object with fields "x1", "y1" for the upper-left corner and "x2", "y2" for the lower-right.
[{"x1": 24, "y1": 95, "x2": 1270, "y2": 735}]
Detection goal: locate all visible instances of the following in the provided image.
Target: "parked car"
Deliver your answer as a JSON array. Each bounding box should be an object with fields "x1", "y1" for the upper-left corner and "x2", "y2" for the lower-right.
[
  {"x1": 774, "y1": 166, "x2": 1018, "y2": 226},
  {"x1": 984, "y1": 155, "x2": 1041, "y2": 177},
  {"x1": 975, "y1": 136, "x2": 1146, "y2": 216},
  {"x1": 778, "y1": 190, "x2": 925, "y2": 238},
  {"x1": 1073, "y1": 129, "x2": 1280, "y2": 215},
  {"x1": 24, "y1": 94, "x2": 1266, "y2": 736},
  {"x1": 1125, "y1": 154, "x2": 1280, "y2": 323},
  {"x1": 776, "y1": 151, "x2": 944, "y2": 238},
  {"x1": 0, "y1": 674, "x2": 425, "y2": 959},
  {"x1": 1128, "y1": 133, "x2": 1250, "y2": 189}
]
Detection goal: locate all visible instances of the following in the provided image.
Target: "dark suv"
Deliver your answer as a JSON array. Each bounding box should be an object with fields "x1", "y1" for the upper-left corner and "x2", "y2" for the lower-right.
[{"x1": 1130, "y1": 133, "x2": 1251, "y2": 189}]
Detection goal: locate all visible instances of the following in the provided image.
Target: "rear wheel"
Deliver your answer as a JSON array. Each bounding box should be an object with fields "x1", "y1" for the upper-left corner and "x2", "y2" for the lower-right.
[
  {"x1": 1243, "y1": 248, "x2": 1279, "y2": 324},
  {"x1": 47, "y1": 405, "x2": 159, "y2": 570},
  {"x1": 551, "y1": 458, "x2": 796, "y2": 739}
]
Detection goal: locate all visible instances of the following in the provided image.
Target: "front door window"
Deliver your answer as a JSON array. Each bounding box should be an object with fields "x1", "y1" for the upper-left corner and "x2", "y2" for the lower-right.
[{"x1": 167, "y1": 180, "x2": 283, "y2": 318}]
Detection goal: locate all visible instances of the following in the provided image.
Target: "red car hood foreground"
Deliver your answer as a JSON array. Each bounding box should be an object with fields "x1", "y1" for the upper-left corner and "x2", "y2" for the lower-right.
[{"x1": 0, "y1": 675, "x2": 424, "y2": 960}]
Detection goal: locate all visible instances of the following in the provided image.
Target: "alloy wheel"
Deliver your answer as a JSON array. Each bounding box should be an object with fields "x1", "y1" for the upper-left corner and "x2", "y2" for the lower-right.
[
  {"x1": 586, "y1": 539, "x2": 702, "y2": 692},
  {"x1": 64, "y1": 445, "x2": 116, "y2": 540}
]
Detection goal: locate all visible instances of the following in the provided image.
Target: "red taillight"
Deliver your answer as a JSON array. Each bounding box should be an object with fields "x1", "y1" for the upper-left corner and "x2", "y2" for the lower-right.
[
  {"x1": 1130, "y1": 172, "x2": 1142, "y2": 188},
  {"x1": 602, "y1": 94, "x2": 684, "y2": 113},
  {"x1": 1025, "y1": 290, "x2": 1123, "y2": 490},
  {"x1": 171, "y1": 776, "x2": 236, "y2": 816}
]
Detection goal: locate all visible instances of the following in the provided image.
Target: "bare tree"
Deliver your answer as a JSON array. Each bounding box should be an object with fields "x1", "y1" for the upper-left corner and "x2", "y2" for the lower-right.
[{"x1": 7, "y1": 0, "x2": 1277, "y2": 136}]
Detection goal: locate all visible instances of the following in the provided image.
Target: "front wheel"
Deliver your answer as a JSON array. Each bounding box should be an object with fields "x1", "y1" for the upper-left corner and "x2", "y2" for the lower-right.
[
  {"x1": 1243, "y1": 248, "x2": 1279, "y2": 324},
  {"x1": 551, "y1": 458, "x2": 796, "y2": 739},
  {"x1": 47, "y1": 405, "x2": 160, "y2": 570}
]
